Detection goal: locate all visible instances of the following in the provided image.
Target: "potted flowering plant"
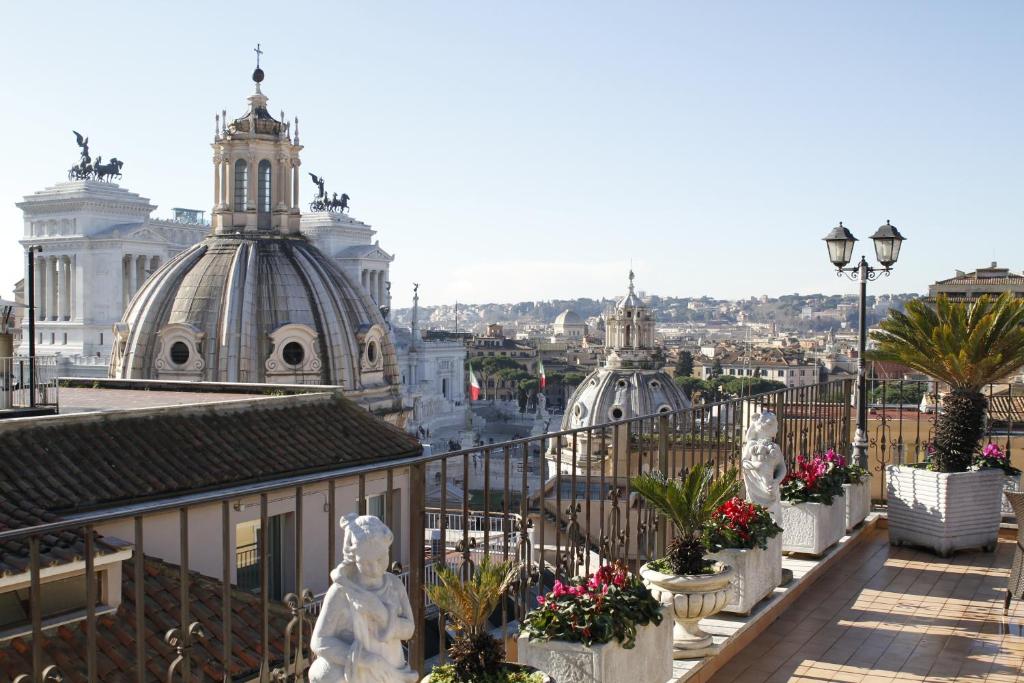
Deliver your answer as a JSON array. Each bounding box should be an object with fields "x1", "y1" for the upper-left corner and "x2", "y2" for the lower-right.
[
  {"x1": 631, "y1": 464, "x2": 737, "y2": 659},
  {"x1": 518, "y1": 562, "x2": 671, "y2": 683},
  {"x1": 974, "y1": 443, "x2": 1021, "y2": 519},
  {"x1": 816, "y1": 448, "x2": 873, "y2": 532},
  {"x1": 705, "y1": 497, "x2": 783, "y2": 615},
  {"x1": 870, "y1": 294, "x2": 1024, "y2": 556},
  {"x1": 780, "y1": 452, "x2": 846, "y2": 556}
]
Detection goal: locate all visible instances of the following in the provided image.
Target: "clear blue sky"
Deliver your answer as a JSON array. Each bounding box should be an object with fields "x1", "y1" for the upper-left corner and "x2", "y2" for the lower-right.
[{"x1": 1, "y1": 1, "x2": 1021, "y2": 309}]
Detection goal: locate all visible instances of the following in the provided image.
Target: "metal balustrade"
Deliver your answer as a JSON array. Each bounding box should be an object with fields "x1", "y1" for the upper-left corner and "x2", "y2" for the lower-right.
[
  {"x1": 0, "y1": 378, "x2": 855, "y2": 682},
  {"x1": 0, "y1": 356, "x2": 58, "y2": 412}
]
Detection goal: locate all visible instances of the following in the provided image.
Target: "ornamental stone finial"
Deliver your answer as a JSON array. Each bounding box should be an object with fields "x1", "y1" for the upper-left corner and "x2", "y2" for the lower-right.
[
  {"x1": 308, "y1": 514, "x2": 418, "y2": 683},
  {"x1": 741, "y1": 412, "x2": 787, "y2": 523}
]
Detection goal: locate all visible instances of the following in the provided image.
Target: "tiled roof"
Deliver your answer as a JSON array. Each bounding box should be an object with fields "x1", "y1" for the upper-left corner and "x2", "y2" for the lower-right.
[
  {"x1": 0, "y1": 394, "x2": 421, "y2": 573},
  {"x1": 0, "y1": 557, "x2": 298, "y2": 682}
]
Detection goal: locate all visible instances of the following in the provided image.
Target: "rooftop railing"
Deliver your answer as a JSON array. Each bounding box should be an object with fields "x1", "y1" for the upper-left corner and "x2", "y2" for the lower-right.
[
  {"x1": 0, "y1": 356, "x2": 59, "y2": 414},
  {"x1": 0, "y1": 377, "x2": 854, "y2": 682}
]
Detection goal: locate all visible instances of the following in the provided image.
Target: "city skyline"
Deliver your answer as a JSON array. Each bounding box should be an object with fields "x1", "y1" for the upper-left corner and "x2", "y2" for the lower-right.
[{"x1": 2, "y1": 2, "x2": 1021, "y2": 308}]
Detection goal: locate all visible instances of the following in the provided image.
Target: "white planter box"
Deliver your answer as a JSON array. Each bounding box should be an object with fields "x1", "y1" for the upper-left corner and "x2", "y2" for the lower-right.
[
  {"x1": 781, "y1": 495, "x2": 846, "y2": 556},
  {"x1": 517, "y1": 616, "x2": 672, "y2": 683},
  {"x1": 709, "y1": 534, "x2": 782, "y2": 615},
  {"x1": 887, "y1": 465, "x2": 1004, "y2": 556},
  {"x1": 844, "y1": 479, "x2": 872, "y2": 532},
  {"x1": 1003, "y1": 474, "x2": 1020, "y2": 519}
]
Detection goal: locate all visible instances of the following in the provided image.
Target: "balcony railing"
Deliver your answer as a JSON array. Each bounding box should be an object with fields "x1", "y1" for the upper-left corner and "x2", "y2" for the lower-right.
[
  {"x1": 0, "y1": 378, "x2": 854, "y2": 682},
  {"x1": 0, "y1": 356, "x2": 58, "y2": 413},
  {"x1": 861, "y1": 377, "x2": 1021, "y2": 501}
]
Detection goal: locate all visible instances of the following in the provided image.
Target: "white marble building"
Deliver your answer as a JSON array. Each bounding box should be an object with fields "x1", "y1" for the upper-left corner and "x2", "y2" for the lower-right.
[
  {"x1": 393, "y1": 286, "x2": 468, "y2": 435},
  {"x1": 16, "y1": 182, "x2": 206, "y2": 373},
  {"x1": 301, "y1": 212, "x2": 393, "y2": 312}
]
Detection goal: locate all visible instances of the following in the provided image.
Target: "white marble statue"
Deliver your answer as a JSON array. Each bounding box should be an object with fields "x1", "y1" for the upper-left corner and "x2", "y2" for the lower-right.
[
  {"x1": 309, "y1": 514, "x2": 418, "y2": 683},
  {"x1": 536, "y1": 391, "x2": 547, "y2": 417},
  {"x1": 741, "y1": 412, "x2": 787, "y2": 523}
]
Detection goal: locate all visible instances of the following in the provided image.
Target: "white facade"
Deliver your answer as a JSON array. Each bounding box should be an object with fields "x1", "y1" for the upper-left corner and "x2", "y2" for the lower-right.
[
  {"x1": 393, "y1": 287, "x2": 468, "y2": 434},
  {"x1": 16, "y1": 181, "x2": 205, "y2": 372},
  {"x1": 301, "y1": 212, "x2": 393, "y2": 312}
]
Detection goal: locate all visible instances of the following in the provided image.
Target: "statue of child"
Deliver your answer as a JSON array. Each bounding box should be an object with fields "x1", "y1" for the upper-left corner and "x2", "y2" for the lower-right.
[{"x1": 309, "y1": 514, "x2": 418, "y2": 683}]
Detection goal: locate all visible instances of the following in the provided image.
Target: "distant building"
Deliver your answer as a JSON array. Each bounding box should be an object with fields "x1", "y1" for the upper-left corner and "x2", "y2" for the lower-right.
[
  {"x1": 552, "y1": 309, "x2": 586, "y2": 339},
  {"x1": 928, "y1": 262, "x2": 1024, "y2": 302},
  {"x1": 693, "y1": 344, "x2": 820, "y2": 388},
  {"x1": 467, "y1": 324, "x2": 538, "y2": 371}
]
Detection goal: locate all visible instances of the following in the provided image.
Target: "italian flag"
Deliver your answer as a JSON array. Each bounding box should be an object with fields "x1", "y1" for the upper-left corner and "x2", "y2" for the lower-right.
[
  {"x1": 468, "y1": 363, "x2": 481, "y2": 401},
  {"x1": 538, "y1": 359, "x2": 546, "y2": 390}
]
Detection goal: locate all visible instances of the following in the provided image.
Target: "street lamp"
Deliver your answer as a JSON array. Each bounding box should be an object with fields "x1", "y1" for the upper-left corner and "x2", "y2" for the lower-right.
[
  {"x1": 26, "y1": 245, "x2": 43, "y2": 407},
  {"x1": 822, "y1": 221, "x2": 907, "y2": 468}
]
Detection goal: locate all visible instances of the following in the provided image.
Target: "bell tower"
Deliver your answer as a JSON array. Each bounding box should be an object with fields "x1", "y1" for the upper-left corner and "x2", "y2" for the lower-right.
[
  {"x1": 604, "y1": 270, "x2": 657, "y2": 369},
  {"x1": 211, "y1": 46, "x2": 303, "y2": 235}
]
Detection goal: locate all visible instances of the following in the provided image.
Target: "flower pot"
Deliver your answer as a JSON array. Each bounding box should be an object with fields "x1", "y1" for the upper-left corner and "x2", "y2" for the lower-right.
[
  {"x1": 517, "y1": 618, "x2": 672, "y2": 683},
  {"x1": 708, "y1": 534, "x2": 782, "y2": 615},
  {"x1": 844, "y1": 479, "x2": 872, "y2": 532},
  {"x1": 639, "y1": 562, "x2": 735, "y2": 659},
  {"x1": 421, "y1": 663, "x2": 553, "y2": 683},
  {"x1": 781, "y1": 495, "x2": 846, "y2": 556},
  {"x1": 887, "y1": 465, "x2": 1004, "y2": 557},
  {"x1": 1003, "y1": 473, "x2": 1021, "y2": 519}
]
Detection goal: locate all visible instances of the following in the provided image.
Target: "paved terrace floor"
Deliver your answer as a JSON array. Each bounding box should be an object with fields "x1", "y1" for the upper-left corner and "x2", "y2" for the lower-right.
[{"x1": 707, "y1": 527, "x2": 1022, "y2": 683}]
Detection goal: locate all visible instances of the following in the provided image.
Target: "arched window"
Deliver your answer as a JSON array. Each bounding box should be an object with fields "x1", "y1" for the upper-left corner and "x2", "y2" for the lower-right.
[
  {"x1": 258, "y1": 160, "x2": 272, "y2": 229},
  {"x1": 233, "y1": 159, "x2": 248, "y2": 211}
]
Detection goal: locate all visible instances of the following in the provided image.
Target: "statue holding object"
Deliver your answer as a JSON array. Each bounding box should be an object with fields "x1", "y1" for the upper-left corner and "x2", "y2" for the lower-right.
[
  {"x1": 308, "y1": 514, "x2": 418, "y2": 683},
  {"x1": 741, "y1": 411, "x2": 787, "y2": 524}
]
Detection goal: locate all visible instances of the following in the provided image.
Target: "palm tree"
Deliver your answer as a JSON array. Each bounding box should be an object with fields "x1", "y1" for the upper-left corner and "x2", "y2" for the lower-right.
[
  {"x1": 425, "y1": 557, "x2": 519, "y2": 681},
  {"x1": 631, "y1": 464, "x2": 738, "y2": 575},
  {"x1": 868, "y1": 293, "x2": 1024, "y2": 472}
]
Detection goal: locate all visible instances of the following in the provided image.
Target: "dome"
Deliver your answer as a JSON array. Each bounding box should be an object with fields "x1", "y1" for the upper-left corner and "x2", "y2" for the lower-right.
[
  {"x1": 554, "y1": 309, "x2": 583, "y2": 326},
  {"x1": 561, "y1": 367, "x2": 691, "y2": 431},
  {"x1": 109, "y1": 233, "x2": 398, "y2": 395}
]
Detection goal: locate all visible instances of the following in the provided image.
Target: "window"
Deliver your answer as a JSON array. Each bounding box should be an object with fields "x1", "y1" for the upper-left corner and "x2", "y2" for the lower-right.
[
  {"x1": 366, "y1": 341, "x2": 378, "y2": 365},
  {"x1": 778, "y1": 370, "x2": 784, "y2": 377},
  {"x1": 257, "y1": 159, "x2": 272, "y2": 229},
  {"x1": 62, "y1": 333, "x2": 67, "y2": 345},
  {"x1": 170, "y1": 341, "x2": 190, "y2": 365},
  {"x1": 236, "y1": 514, "x2": 293, "y2": 600},
  {"x1": 100, "y1": 332, "x2": 104, "y2": 345},
  {"x1": 282, "y1": 341, "x2": 304, "y2": 366},
  {"x1": 368, "y1": 493, "x2": 386, "y2": 519},
  {"x1": 0, "y1": 573, "x2": 101, "y2": 631},
  {"x1": 233, "y1": 159, "x2": 248, "y2": 211},
  {"x1": 442, "y1": 377, "x2": 448, "y2": 398}
]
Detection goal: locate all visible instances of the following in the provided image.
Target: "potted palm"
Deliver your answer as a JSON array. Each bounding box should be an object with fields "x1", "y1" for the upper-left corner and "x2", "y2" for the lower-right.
[
  {"x1": 631, "y1": 464, "x2": 737, "y2": 659},
  {"x1": 424, "y1": 558, "x2": 550, "y2": 683},
  {"x1": 518, "y1": 561, "x2": 671, "y2": 683},
  {"x1": 705, "y1": 496, "x2": 784, "y2": 615},
  {"x1": 869, "y1": 293, "x2": 1024, "y2": 556}
]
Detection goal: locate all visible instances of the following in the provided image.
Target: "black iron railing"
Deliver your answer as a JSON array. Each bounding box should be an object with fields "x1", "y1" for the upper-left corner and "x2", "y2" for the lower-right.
[{"x1": 0, "y1": 378, "x2": 855, "y2": 682}]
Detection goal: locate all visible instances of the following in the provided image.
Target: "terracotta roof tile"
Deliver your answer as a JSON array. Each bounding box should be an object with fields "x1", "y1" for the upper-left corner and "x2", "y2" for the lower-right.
[
  {"x1": 0, "y1": 395, "x2": 420, "y2": 574},
  {"x1": 0, "y1": 557, "x2": 300, "y2": 682}
]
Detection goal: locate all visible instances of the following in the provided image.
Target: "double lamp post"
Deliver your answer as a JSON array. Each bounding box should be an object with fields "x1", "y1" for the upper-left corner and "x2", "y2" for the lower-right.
[{"x1": 822, "y1": 220, "x2": 907, "y2": 468}]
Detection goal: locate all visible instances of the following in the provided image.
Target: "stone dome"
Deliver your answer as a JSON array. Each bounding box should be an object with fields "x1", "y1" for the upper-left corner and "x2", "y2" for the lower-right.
[
  {"x1": 554, "y1": 309, "x2": 582, "y2": 326},
  {"x1": 561, "y1": 367, "x2": 690, "y2": 430},
  {"x1": 109, "y1": 233, "x2": 399, "y2": 395}
]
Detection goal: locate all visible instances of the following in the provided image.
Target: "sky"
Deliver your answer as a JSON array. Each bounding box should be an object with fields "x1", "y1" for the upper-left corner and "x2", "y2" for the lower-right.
[{"x1": 0, "y1": 2, "x2": 1021, "y2": 310}]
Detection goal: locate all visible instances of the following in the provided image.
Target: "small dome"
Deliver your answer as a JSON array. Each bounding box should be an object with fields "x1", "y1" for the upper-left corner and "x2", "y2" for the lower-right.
[
  {"x1": 110, "y1": 234, "x2": 398, "y2": 392},
  {"x1": 554, "y1": 309, "x2": 583, "y2": 326},
  {"x1": 561, "y1": 367, "x2": 691, "y2": 431}
]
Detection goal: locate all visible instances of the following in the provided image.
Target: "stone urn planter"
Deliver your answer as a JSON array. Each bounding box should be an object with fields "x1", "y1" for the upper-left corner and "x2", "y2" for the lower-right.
[
  {"x1": 781, "y1": 494, "x2": 846, "y2": 557},
  {"x1": 844, "y1": 478, "x2": 872, "y2": 532},
  {"x1": 421, "y1": 664, "x2": 553, "y2": 683},
  {"x1": 640, "y1": 562, "x2": 735, "y2": 659},
  {"x1": 708, "y1": 534, "x2": 782, "y2": 616},
  {"x1": 517, "y1": 617, "x2": 672, "y2": 683},
  {"x1": 887, "y1": 465, "x2": 1005, "y2": 556}
]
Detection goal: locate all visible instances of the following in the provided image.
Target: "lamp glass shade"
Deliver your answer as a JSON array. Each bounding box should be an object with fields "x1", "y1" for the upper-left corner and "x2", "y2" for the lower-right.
[
  {"x1": 823, "y1": 224, "x2": 857, "y2": 269},
  {"x1": 870, "y1": 221, "x2": 905, "y2": 267}
]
